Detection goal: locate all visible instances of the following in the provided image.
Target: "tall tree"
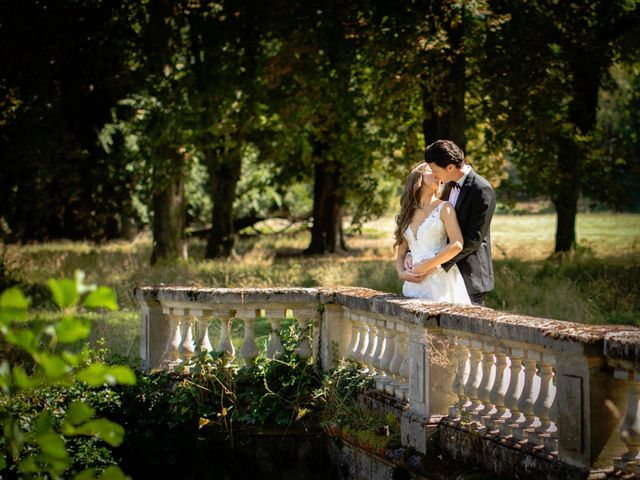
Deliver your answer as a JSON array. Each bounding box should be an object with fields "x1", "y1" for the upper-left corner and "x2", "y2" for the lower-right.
[
  {"x1": 142, "y1": 0, "x2": 191, "y2": 264},
  {"x1": 0, "y1": 0, "x2": 140, "y2": 240},
  {"x1": 481, "y1": 0, "x2": 640, "y2": 252}
]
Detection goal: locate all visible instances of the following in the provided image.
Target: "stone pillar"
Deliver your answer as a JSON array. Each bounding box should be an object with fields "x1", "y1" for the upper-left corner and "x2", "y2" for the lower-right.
[
  {"x1": 139, "y1": 297, "x2": 168, "y2": 372},
  {"x1": 555, "y1": 352, "x2": 626, "y2": 470},
  {"x1": 319, "y1": 304, "x2": 348, "y2": 371}
]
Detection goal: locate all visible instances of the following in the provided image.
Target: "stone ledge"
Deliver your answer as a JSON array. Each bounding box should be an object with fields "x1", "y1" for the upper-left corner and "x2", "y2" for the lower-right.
[{"x1": 136, "y1": 285, "x2": 640, "y2": 359}]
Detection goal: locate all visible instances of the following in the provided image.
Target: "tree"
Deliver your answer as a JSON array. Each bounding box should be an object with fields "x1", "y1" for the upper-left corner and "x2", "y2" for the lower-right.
[
  {"x1": 0, "y1": 0, "x2": 141, "y2": 241},
  {"x1": 481, "y1": 0, "x2": 640, "y2": 252}
]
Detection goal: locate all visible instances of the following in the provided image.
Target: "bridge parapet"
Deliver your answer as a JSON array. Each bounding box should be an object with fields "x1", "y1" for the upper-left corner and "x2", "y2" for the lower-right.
[{"x1": 135, "y1": 285, "x2": 639, "y2": 478}]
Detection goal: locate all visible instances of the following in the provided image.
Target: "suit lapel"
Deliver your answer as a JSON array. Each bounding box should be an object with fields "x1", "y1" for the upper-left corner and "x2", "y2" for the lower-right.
[{"x1": 454, "y1": 170, "x2": 475, "y2": 213}]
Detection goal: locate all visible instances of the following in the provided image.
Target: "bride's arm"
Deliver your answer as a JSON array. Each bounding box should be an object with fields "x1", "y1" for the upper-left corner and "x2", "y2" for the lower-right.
[
  {"x1": 396, "y1": 239, "x2": 426, "y2": 283},
  {"x1": 412, "y1": 203, "x2": 464, "y2": 273}
]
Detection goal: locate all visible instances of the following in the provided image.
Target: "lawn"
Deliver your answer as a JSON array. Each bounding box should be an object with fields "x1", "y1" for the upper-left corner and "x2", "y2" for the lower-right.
[{"x1": 2, "y1": 212, "x2": 639, "y2": 358}]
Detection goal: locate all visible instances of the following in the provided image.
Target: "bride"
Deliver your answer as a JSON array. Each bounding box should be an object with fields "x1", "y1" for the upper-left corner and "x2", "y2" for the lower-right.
[{"x1": 394, "y1": 164, "x2": 471, "y2": 304}]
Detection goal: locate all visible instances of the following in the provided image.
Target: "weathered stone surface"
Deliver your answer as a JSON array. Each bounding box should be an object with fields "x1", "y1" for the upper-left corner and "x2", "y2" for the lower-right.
[
  {"x1": 604, "y1": 331, "x2": 640, "y2": 365},
  {"x1": 438, "y1": 420, "x2": 596, "y2": 480}
]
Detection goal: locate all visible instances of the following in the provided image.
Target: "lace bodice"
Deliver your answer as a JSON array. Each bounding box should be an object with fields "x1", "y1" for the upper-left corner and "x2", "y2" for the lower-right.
[{"x1": 404, "y1": 202, "x2": 447, "y2": 263}]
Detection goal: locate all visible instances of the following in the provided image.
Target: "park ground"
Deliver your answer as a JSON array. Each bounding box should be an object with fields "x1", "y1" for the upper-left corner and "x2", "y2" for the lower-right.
[{"x1": 2, "y1": 212, "x2": 639, "y2": 359}]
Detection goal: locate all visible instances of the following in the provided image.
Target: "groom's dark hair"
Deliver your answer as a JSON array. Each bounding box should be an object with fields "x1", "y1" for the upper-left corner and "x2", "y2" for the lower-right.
[{"x1": 425, "y1": 140, "x2": 465, "y2": 168}]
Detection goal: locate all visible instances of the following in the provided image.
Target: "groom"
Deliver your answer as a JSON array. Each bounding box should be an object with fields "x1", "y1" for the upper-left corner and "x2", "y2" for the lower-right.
[{"x1": 406, "y1": 140, "x2": 496, "y2": 305}]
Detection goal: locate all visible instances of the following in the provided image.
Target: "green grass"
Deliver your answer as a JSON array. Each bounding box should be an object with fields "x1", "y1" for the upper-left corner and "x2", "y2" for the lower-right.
[{"x1": 2, "y1": 212, "x2": 639, "y2": 357}]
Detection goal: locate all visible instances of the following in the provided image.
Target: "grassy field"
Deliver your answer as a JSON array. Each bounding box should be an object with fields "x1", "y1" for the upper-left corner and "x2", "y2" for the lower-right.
[{"x1": 2, "y1": 212, "x2": 639, "y2": 357}]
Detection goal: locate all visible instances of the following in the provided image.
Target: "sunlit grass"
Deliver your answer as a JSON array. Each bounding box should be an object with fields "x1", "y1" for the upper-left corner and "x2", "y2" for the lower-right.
[{"x1": 3, "y1": 212, "x2": 639, "y2": 357}]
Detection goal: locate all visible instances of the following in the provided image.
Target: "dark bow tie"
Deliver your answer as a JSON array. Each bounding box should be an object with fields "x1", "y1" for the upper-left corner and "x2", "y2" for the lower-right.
[{"x1": 448, "y1": 182, "x2": 461, "y2": 190}]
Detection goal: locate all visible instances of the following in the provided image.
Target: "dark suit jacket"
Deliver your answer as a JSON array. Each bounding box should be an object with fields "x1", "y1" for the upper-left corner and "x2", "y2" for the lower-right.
[{"x1": 442, "y1": 169, "x2": 496, "y2": 295}]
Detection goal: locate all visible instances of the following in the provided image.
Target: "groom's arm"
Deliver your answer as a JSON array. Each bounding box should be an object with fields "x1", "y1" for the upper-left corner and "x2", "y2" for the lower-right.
[{"x1": 442, "y1": 183, "x2": 495, "y2": 270}]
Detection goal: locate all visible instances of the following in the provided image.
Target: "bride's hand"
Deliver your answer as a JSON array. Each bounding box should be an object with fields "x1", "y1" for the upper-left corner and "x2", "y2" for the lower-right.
[{"x1": 399, "y1": 270, "x2": 426, "y2": 283}]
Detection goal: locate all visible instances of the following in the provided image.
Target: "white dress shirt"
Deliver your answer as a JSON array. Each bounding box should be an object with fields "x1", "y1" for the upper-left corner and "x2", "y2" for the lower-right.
[{"x1": 448, "y1": 165, "x2": 472, "y2": 207}]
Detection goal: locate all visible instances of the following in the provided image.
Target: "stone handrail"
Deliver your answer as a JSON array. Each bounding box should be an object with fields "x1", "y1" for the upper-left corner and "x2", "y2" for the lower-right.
[{"x1": 135, "y1": 286, "x2": 640, "y2": 478}]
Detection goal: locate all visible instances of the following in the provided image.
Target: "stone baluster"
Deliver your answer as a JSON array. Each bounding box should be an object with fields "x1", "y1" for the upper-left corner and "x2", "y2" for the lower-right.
[
  {"x1": 543, "y1": 384, "x2": 559, "y2": 453},
  {"x1": 449, "y1": 336, "x2": 470, "y2": 419},
  {"x1": 385, "y1": 325, "x2": 403, "y2": 396},
  {"x1": 372, "y1": 320, "x2": 387, "y2": 372},
  {"x1": 344, "y1": 312, "x2": 360, "y2": 362},
  {"x1": 486, "y1": 346, "x2": 510, "y2": 431},
  {"x1": 217, "y1": 312, "x2": 235, "y2": 358},
  {"x1": 397, "y1": 329, "x2": 410, "y2": 401},
  {"x1": 197, "y1": 313, "x2": 213, "y2": 354},
  {"x1": 464, "y1": 340, "x2": 484, "y2": 415},
  {"x1": 180, "y1": 315, "x2": 196, "y2": 368},
  {"x1": 365, "y1": 319, "x2": 379, "y2": 374},
  {"x1": 529, "y1": 357, "x2": 556, "y2": 447},
  {"x1": 356, "y1": 316, "x2": 371, "y2": 369},
  {"x1": 375, "y1": 321, "x2": 395, "y2": 391},
  {"x1": 370, "y1": 320, "x2": 386, "y2": 388},
  {"x1": 265, "y1": 309, "x2": 284, "y2": 359},
  {"x1": 239, "y1": 310, "x2": 260, "y2": 366},
  {"x1": 499, "y1": 348, "x2": 524, "y2": 436},
  {"x1": 161, "y1": 309, "x2": 183, "y2": 370},
  {"x1": 512, "y1": 356, "x2": 540, "y2": 442},
  {"x1": 294, "y1": 315, "x2": 313, "y2": 360},
  {"x1": 476, "y1": 343, "x2": 496, "y2": 427},
  {"x1": 614, "y1": 371, "x2": 640, "y2": 474}
]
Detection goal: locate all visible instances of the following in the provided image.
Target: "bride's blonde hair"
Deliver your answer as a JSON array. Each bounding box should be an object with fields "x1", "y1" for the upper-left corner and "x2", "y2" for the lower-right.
[{"x1": 393, "y1": 166, "x2": 445, "y2": 250}]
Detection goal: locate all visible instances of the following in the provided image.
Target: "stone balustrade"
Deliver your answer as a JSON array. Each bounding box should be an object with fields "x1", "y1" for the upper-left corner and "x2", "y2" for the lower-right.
[{"x1": 135, "y1": 286, "x2": 640, "y2": 478}]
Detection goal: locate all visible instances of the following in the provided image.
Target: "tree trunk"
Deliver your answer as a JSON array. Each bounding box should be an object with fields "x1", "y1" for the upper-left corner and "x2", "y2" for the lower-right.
[
  {"x1": 151, "y1": 148, "x2": 187, "y2": 265},
  {"x1": 551, "y1": 58, "x2": 601, "y2": 253},
  {"x1": 551, "y1": 137, "x2": 580, "y2": 252},
  {"x1": 205, "y1": 144, "x2": 243, "y2": 258},
  {"x1": 305, "y1": 160, "x2": 346, "y2": 255}
]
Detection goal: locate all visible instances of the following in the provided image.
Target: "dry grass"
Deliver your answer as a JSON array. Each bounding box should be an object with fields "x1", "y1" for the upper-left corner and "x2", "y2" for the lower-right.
[{"x1": 2, "y1": 212, "x2": 639, "y2": 356}]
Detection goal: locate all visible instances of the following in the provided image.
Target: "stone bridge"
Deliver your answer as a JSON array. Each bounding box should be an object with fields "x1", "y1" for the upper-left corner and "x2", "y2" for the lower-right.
[{"x1": 135, "y1": 286, "x2": 640, "y2": 479}]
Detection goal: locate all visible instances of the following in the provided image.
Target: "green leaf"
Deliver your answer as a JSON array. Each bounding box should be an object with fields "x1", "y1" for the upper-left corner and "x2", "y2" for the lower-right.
[
  {"x1": 99, "y1": 465, "x2": 129, "y2": 480},
  {"x1": 0, "y1": 360, "x2": 11, "y2": 391},
  {"x1": 18, "y1": 455, "x2": 39, "y2": 473},
  {"x1": 5, "y1": 329, "x2": 36, "y2": 353},
  {"x1": 36, "y1": 432, "x2": 70, "y2": 462},
  {"x1": 75, "y1": 468, "x2": 98, "y2": 480},
  {"x1": 107, "y1": 366, "x2": 136, "y2": 385},
  {"x1": 74, "y1": 418, "x2": 125, "y2": 447},
  {"x1": 36, "y1": 353, "x2": 71, "y2": 379},
  {"x1": 83, "y1": 286, "x2": 118, "y2": 311},
  {"x1": 55, "y1": 316, "x2": 91, "y2": 343},
  {"x1": 13, "y1": 365, "x2": 39, "y2": 389},
  {"x1": 62, "y1": 351, "x2": 81, "y2": 367},
  {"x1": 77, "y1": 364, "x2": 136, "y2": 386},
  {"x1": 66, "y1": 401, "x2": 95, "y2": 426},
  {"x1": 0, "y1": 287, "x2": 30, "y2": 309},
  {"x1": 48, "y1": 278, "x2": 80, "y2": 309},
  {"x1": 35, "y1": 412, "x2": 54, "y2": 434},
  {"x1": 0, "y1": 287, "x2": 30, "y2": 322}
]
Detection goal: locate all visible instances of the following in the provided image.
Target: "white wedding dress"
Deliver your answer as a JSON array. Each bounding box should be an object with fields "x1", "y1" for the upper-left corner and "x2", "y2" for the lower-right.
[{"x1": 402, "y1": 203, "x2": 471, "y2": 304}]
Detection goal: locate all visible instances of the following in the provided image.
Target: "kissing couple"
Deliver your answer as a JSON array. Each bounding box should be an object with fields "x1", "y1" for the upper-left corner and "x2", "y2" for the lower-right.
[{"x1": 394, "y1": 140, "x2": 496, "y2": 306}]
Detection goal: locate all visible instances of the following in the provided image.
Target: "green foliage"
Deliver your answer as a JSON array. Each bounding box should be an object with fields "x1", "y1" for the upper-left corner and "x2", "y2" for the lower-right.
[
  {"x1": 0, "y1": 272, "x2": 133, "y2": 479},
  {"x1": 317, "y1": 361, "x2": 400, "y2": 452}
]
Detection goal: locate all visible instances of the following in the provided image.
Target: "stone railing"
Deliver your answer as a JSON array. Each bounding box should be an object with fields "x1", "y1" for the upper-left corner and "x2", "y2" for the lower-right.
[{"x1": 135, "y1": 286, "x2": 640, "y2": 478}]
